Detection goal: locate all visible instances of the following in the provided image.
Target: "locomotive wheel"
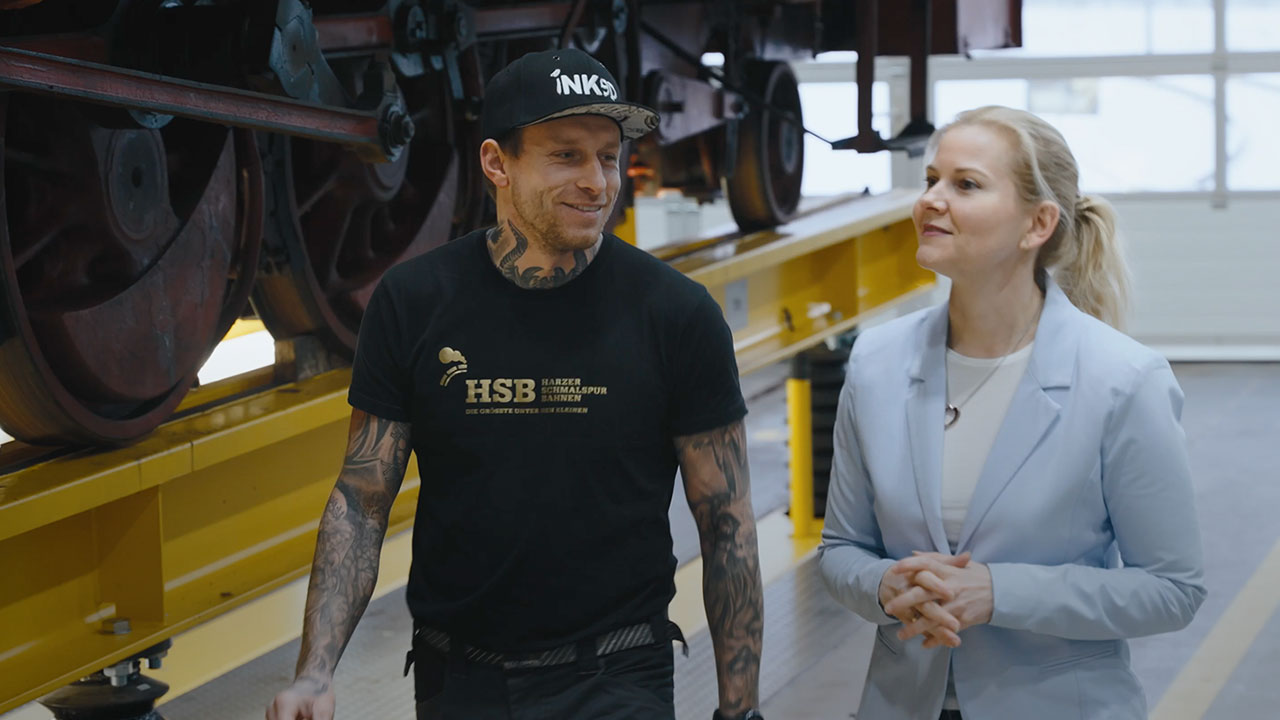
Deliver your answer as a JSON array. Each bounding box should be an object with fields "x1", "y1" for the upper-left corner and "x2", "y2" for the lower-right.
[
  {"x1": 252, "y1": 51, "x2": 484, "y2": 356},
  {"x1": 726, "y1": 59, "x2": 805, "y2": 232},
  {"x1": 0, "y1": 94, "x2": 264, "y2": 446}
]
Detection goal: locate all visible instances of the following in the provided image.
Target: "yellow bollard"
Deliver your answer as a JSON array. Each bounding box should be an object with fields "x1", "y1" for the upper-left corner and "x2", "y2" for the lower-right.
[{"x1": 787, "y1": 358, "x2": 821, "y2": 539}]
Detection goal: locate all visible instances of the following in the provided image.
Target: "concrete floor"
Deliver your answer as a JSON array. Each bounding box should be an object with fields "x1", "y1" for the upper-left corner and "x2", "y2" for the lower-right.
[
  {"x1": 4, "y1": 362, "x2": 1277, "y2": 719},
  {"x1": 1141, "y1": 363, "x2": 1280, "y2": 719}
]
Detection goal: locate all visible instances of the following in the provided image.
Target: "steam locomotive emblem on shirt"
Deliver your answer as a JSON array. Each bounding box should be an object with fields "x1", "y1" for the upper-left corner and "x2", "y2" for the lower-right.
[{"x1": 439, "y1": 347, "x2": 468, "y2": 386}]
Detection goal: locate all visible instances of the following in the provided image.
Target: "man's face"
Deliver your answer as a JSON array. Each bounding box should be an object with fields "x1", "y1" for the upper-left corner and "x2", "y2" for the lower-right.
[{"x1": 503, "y1": 115, "x2": 622, "y2": 252}]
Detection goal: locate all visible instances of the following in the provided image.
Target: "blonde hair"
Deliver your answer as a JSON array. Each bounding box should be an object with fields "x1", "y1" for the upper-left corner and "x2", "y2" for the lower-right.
[{"x1": 930, "y1": 106, "x2": 1132, "y2": 329}]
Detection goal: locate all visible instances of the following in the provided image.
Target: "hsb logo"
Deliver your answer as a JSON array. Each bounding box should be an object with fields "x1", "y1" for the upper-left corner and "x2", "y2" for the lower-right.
[{"x1": 465, "y1": 378, "x2": 536, "y2": 404}]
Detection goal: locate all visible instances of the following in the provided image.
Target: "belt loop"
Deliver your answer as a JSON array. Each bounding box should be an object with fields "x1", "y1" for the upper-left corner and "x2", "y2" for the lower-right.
[
  {"x1": 648, "y1": 613, "x2": 687, "y2": 657},
  {"x1": 668, "y1": 620, "x2": 689, "y2": 658},
  {"x1": 574, "y1": 637, "x2": 598, "y2": 674},
  {"x1": 404, "y1": 621, "x2": 422, "y2": 677},
  {"x1": 647, "y1": 614, "x2": 667, "y2": 648}
]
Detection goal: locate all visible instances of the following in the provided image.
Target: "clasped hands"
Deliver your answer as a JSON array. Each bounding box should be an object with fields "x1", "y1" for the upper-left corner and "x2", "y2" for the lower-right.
[{"x1": 878, "y1": 551, "x2": 995, "y2": 649}]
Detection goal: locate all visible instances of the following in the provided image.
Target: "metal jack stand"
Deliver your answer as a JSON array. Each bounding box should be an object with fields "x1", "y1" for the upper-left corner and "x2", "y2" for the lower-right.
[
  {"x1": 832, "y1": 0, "x2": 937, "y2": 158},
  {"x1": 39, "y1": 640, "x2": 172, "y2": 720}
]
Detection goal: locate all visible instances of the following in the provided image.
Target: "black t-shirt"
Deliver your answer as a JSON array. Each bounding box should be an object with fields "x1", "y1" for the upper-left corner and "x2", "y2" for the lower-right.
[{"x1": 348, "y1": 228, "x2": 746, "y2": 652}]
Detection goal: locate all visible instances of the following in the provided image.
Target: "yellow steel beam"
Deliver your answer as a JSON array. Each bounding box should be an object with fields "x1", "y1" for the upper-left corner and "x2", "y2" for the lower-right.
[
  {"x1": 0, "y1": 369, "x2": 421, "y2": 713},
  {"x1": 221, "y1": 318, "x2": 267, "y2": 342},
  {"x1": 667, "y1": 189, "x2": 934, "y2": 377},
  {"x1": 144, "y1": 526, "x2": 416, "y2": 707},
  {"x1": 0, "y1": 191, "x2": 931, "y2": 714}
]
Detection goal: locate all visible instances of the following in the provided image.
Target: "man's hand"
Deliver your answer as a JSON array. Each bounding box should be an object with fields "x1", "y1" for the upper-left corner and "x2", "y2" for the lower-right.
[
  {"x1": 884, "y1": 552, "x2": 993, "y2": 648},
  {"x1": 266, "y1": 677, "x2": 336, "y2": 720}
]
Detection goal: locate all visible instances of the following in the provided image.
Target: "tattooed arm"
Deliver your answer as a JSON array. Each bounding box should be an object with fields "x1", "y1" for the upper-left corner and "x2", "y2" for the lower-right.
[
  {"x1": 266, "y1": 409, "x2": 411, "y2": 720},
  {"x1": 676, "y1": 420, "x2": 763, "y2": 717}
]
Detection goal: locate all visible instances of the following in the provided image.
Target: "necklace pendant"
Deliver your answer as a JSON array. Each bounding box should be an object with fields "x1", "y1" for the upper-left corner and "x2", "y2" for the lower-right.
[{"x1": 944, "y1": 404, "x2": 960, "y2": 429}]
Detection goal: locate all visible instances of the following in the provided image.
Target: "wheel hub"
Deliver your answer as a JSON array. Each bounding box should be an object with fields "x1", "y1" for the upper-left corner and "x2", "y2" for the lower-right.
[
  {"x1": 778, "y1": 117, "x2": 801, "y2": 175},
  {"x1": 365, "y1": 137, "x2": 410, "y2": 201},
  {"x1": 102, "y1": 128, "x2": 169, "y2": 242}
]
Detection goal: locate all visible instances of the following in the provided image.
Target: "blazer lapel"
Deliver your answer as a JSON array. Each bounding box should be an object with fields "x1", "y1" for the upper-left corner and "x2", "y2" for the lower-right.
[
  {"x1": 955, "y1": 280, "x2": 1077, "y2": 552},
  {"x1": 905, "y1": 305, "x2": 951, "y2": 554},
  {"x1": 953, "y1": 377, "x2": 1061, "y2": 551}
]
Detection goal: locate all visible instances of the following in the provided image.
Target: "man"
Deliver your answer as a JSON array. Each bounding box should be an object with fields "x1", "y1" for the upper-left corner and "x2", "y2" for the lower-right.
[{"x1": 267, "y1": 48, "x2": 764, "y2": 720}]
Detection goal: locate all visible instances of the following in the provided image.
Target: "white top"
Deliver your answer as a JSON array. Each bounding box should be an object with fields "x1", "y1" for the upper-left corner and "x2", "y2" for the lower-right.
[
  {"x1": 941, "y1": 342, "x2": 1035, "y2": 549},
  {"x1": 941, "y1": 341, "x2": 1033, "y2": 710}
]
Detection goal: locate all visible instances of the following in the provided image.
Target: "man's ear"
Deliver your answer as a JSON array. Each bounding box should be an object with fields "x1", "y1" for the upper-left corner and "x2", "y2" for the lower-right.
[{"x1": 480, "y1": 139, "x2": 510, "y2": 191}]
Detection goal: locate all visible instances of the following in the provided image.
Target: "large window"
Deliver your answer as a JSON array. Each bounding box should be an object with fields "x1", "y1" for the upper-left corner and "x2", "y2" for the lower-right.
[
  {"x1": 799, "y1": 81, "x2": 893, "y2": 196},
  {"x1": 1227, "y1": 74, "x2": 1280, "y2": 190},
  {"x1": 1001, "y1": 0, "x2": 1215, "y2": 56},
  {"x1": 934, "y1": 76, "x2": 1215, "y2": 193},
  {"x1": 1227, "y1": 0, "x2": 1280, "y2": 51}
]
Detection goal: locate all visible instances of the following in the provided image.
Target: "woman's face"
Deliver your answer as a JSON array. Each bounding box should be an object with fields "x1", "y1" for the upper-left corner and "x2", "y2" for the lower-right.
[{"x1": 912, "y1": 124, "x2": 1044, "y2": 283}]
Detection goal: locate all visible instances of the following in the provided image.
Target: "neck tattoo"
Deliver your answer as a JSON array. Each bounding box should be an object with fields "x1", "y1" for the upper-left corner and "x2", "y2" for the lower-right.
[
  {"x1": 944, "y1": 313, "x2": 1037, "y2": 429},
  {"x1": 489, "y1": 220, "x2": 592, "y2": 290}
]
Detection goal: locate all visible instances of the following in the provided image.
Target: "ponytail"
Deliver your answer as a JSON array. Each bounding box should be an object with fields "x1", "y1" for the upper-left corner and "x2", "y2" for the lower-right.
[{"x1": 1043, "y1": 194, "x2": 1132, "y2": 330}]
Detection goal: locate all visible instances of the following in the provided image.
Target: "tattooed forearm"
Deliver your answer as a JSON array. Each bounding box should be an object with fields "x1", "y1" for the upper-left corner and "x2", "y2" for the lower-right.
[
  {"x1": 488, "y1": 221, "x2": 592, "y2": 290},
  {"x1": 294, "y1": 411, "x2": 410, "y2": 686},
  {"x1": 677, "y1": 421, "x2": 763, "y2": 714}
]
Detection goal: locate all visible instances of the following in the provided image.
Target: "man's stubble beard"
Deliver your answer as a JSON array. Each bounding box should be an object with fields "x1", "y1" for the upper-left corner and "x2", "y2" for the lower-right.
[{"x1": 510, "y1": 182, "x2": 612, "y2": 253}]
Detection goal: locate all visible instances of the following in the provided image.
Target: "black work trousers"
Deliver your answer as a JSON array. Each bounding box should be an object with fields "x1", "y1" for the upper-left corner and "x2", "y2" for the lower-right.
[{"x1": 411, "y1": 640, "x2": 675, "y2": 720}]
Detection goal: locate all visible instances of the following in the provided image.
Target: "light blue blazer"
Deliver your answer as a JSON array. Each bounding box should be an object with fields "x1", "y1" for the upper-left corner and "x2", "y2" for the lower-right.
[{"x1": 818, "y1": 279, "x2": 1206, "y2": 720}]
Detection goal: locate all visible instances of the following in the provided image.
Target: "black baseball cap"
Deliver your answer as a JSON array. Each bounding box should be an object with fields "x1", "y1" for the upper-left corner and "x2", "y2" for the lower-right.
[{"x1": 481, "y1": 48, "x2": 659, "y2": 142}]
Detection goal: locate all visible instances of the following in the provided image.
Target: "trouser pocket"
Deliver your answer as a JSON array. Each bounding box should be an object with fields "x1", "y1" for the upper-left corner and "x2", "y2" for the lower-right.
[
  {"x1": 410, "y1": 644, "x2": 450, "y2": 720},
  {"x1": 407, "y1": 640, "x2": 448, "y2": 703}
]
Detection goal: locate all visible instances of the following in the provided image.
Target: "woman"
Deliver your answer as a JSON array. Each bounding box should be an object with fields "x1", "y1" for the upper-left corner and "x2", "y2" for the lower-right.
[{"x1": 817, "y1": 106, "x2": 1205, "y2": 720}]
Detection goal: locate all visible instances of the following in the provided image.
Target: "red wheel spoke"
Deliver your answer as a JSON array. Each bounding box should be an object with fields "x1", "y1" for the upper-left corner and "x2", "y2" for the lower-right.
[
  {"x1": 342, "y1": 202, "x2": 379, "y2": 270},
  {"x1": 2, "y1": 146, "x2": 80, "y2": 179},
  {"x1": 308, "y1": 193, "x2": 359, "y2": 288},
  {"x1": 294, "y1": 170, "x2": 342, "y2": 218},
  {"x1": 10, "y1": 205, "x2": 85, "y2": 270}
]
